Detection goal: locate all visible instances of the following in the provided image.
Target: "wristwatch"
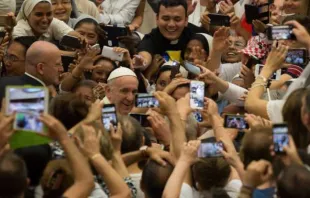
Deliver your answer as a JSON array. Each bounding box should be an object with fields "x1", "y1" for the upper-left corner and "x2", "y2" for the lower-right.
[{"x1": 139, "y1": 146, "x2": 148, "y2": 158}]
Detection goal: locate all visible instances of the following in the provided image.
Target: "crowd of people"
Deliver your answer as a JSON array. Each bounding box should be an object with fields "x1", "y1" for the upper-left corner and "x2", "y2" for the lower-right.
[{"x1": 0, "y1": 0, "x2": 310, "y2": 197}]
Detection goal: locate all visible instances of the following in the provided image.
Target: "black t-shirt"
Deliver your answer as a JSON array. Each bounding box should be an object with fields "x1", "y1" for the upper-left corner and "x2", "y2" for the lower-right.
[{"x1": 137, "y1": 26, "x2": 207, "y2": 59}]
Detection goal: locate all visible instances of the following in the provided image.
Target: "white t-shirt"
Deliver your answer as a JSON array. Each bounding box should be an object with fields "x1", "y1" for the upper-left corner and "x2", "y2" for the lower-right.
[
  {"x1": 219, "y1": 62, "x2": 242, "y2": 83},
  {"x1": 224, "y1": 179, "x2": 242, "y2": 198},
  {"x1": 130, "y1": 173, "x2": 144, "y2": 198}
]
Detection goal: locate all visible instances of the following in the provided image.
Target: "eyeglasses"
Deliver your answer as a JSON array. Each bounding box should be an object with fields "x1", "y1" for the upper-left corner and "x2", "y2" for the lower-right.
[{"x1": 3, "y1": 54, "x2": 25, "y2": 63}]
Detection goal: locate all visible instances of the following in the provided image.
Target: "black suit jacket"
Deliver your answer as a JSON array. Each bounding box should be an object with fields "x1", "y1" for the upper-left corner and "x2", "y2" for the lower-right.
[{"x1": 0, "y1": 73, "x2": 52, "y2": 187}]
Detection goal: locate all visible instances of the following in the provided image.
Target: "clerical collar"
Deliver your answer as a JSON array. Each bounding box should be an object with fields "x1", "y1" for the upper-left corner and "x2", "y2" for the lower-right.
[{"x1": 170, "y1": 40, "x2": 179, "y2": 45}]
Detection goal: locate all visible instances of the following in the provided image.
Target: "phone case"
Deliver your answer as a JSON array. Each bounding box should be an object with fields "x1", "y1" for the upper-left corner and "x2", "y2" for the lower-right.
[
  {"x1": 60, "y1": 35, "x2": 82, "y2": 49},
  {"x1": 103, "y1": 25, "x2": 128, "y2": 47},
  {"x1": 184, "y1": 61, "x2": 201, "y2": 75},
  {"x1": 208, "y1": 14, "x2": 230, "y2": 27},
  {"x1": 101, "y1": 46, "x2": 124, "y2": 61},
  {"x1": 255, "y1": 64, "x2": 281, "y2": 80}
]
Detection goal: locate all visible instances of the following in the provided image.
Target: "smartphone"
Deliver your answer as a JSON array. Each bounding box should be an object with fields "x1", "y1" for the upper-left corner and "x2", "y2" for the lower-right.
[
  {"x1": 285, "y1": 48, "x2": 308, "y2": 67},
  {"x1": 60, "y1": 35, "x2": 83, "y2": 49},
  {"x1": 198, "y1": 140, "x2": 224, "y2": 158},
  {"x1": 61, "y1": 55, "x2": 75, "y2": 72},
  {"x1": 208, "y1": 13, "x2": 230, "y2": 27},
  {"x1": 246, "y1": 55, "x2": 261, "y2": 69},
  {"x1": 0, "y1": 15, "x2": 14, "y2": 27},
  {"x1": 102, "y1": 104, "x2": 118, "y2": 132},
  {"x1": 224, "y1": 114, "x2": 249, "y2": 129},
  {"x1": 5, "y1": 86, "x2": 48, "y2": 133},
  {"x1": 129, "y1": 113, "x2": 150, "y2": 127},
  {"x1": 255, "y1": 64, "x2": 281, "y2": 80},
  {"x1": 193, "y1": 111, "x2": 203, "y2": 122},
  {"x1": 170, "y1": 60, "x2": 180, "y2": 79},
  {"x1": 190, "y1": 81, "x2": 205, "y2": 110},
  {"x1": 267, "y1": 25, "x2": 296, "y2": 40},
  {"x1": 183, "y1": 61, "x2": 201, "y2": 75},
  {"x1": 135, "y1": 94, "x2": 159, "y2": 108},
  {"x1": 101, "y1": 46, "x2": 124, "y2": 61},
  {"x1": 102, "y1": 25, "x2": 129, "y2": 47},
  {"x1": 244, "y1": 3, "x2": 269, "y2": 24},
  {"x1": 272, "y1": 123, "x2": 289, "y2": 154},
  {"x1": 91, "y1": 44, "x2": 101, "y2": 51}
]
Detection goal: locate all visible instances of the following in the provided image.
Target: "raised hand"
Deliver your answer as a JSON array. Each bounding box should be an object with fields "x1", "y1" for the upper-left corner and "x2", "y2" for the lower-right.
[
  {"x1": 264, "y1": 41, "x2": 288, "y2": 72},
  {"x1": 212, "y1": 27, "x2": 230, "y2": 53},
  {"x1": 285, "y1": 20, "x2": 310, "y2": 49},
  {"x1": 39, "y1": 114, "x2": 68, "y2": 141},
  {"x1": 179, "y1": 140, "x2": 200, "y2": 164},
  {"x1": 0, "y1": 113, "x2": 15, "y2": 149},
  {"x1": 76, "y1": 46, "x2": 102, "y2": 72},
  {"x1": 243, "y1": 160, "x2": 273, "y2": 188},
  {"x1": 110, "y1": 123, "x2": 123, "y2": 153},
  {"x1": 154, "y1": 91, "x2": 178, "y2": 117},
  {"x1": 219, "y1": 0, "x2": 234, "y2": 14},
  {"x1": 163, "y1": 78, "x2": 190, "y2": 94}
]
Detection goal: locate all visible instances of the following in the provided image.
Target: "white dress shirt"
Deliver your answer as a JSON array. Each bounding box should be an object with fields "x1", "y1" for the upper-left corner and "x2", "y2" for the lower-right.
[{"x1": 100, "y1": 0, "x2": 141, "y2": 25}]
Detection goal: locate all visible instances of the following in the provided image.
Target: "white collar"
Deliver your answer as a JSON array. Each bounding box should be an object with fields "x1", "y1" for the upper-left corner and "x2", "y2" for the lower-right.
[
  {"x1": 170, "y1": 40, "x2": 179, "y2": 45},
  {"x1": 25, "y1": 72, "x2": 46, "y2": 86}
]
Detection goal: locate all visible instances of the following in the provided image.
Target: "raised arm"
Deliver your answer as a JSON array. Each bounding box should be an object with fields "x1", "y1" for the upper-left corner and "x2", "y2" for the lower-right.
[
  {"x1": 40, "y1": 114, "x2": 94, "y2": 198},
  {"x1": 75, "y1": 124, "x2": 131, "y2": 198},
  {"x1": 129, "y1": 0, "x2": 146, "y2": 31}
]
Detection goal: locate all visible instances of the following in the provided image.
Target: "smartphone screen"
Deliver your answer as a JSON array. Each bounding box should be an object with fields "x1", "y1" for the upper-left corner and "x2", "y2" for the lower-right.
[
  {"x1": 224, "y1": 114, "x2": 249, "y2": 129},
  {"x1": 268, "y1": 25, "x2": 296, "y2": 40},
  {"x1": 190, "y1": 81, "x2": 205, "y2": 110},
  {"x1": 135, "y1": 94, "x2": 159, "y2": 108},
  {"x1": 273, "y1": 123, "x2": 289, "y2": 154},
  {"x1": 208, "y1": 14, "x2": 230, "y2": 26},
  {"x1": 170, "y1": 61, "x2": 180, "y2": 79},
  {"x1": 6, "y1": 87, "x2": 48, "y2": 133},
  {"x1": 129, "y1": 113, "x2": 150, "y2": 127},
  {"x1": 102, "y1": 104, "x2": 118, "y2": 132},
  {"x1": 193, "y1": 111, "x2": 203, "y2": 122},
  {"x1": 285, "y1": 49, "x2": 307, "y2": 66},
  {"x1": 198, "y1": 141, "x2": 224, "y2": 158},
  {"x1": 184, "y1": 61, "x2": 201, "y2": 75},
  {"x1": 60, "y1": 35, "x2": 82, "y2": 49}
]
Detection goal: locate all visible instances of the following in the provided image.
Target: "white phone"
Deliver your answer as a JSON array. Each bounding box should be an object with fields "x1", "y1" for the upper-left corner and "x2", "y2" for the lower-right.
[
  {"x1": 254, "y1": 64, "x2": 281, "y2": 80},
  {"x1": 101, "y1": 46, "x2": 124, "y2": 61},
  {"x1": 190, "y1": 81, "x2": 205, "y2": 110},
  {"x1": 183, "y1": 61, "x2": 201, "y2": 75}
]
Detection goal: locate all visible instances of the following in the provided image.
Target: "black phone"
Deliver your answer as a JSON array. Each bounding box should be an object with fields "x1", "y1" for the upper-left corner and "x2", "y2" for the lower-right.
[
  {"x1": 135, "y1": 94, "x2": 159, "y2": 108},
  {"x1": 0, "y1": 15, "x2": 14, "y2": 27},
  {"x1": 244, "y1": 3, "x2": 270, "y2": 24},
  {"x1": 285, "y1": 48, "x2": 308, "y2": 67},
  {"x1": 170, "y1": 60, "x2": 180, "y2": 80},
  {"x1": 208, "y1": 13, "x2": 230, "y2": 27},
  {"x1": 102, "y1": 104, "x2": 118, "y2": 132},
  {"x1": 267, "y1": 25, "x2": 296, "y2": 40},
  {"x1": 61, "y1": 56, "x2": 75, "y2": 72},
  {"x1": 198, "y1": 140, "x2": 224, "y2": 158},
  {"x1": 224, "y1": 114, "x2": 249, "y2": 129},
  {"x1": 102, "y1": 25, "x2": 129, "y2": 47},
  {"x1": 130, "y1": 113, "x2": 150, "y2": 127},
  {"x1": 246, "y1": 55, "x2": 261, "y2": 69},
  {"x1": 272, "y1": 123, "x2": 289, "y2": 154},
  {"x1": 60, "y1": 35, "x2": 83, "y2": 49},
  {"x1": 0, "y1": 31, "x2": 5, "y2": 44}
]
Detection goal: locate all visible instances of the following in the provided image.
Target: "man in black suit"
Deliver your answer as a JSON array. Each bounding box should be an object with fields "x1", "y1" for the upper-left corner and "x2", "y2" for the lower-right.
[{"x1": 0, "y1": 41, "x2": 64, "y2": 196}]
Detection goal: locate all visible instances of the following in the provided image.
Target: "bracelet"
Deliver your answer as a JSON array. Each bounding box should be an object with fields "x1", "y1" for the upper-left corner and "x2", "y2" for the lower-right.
[
  {"x1": 256, "y1": 75, "x2": 267, "y2": 82},
  {"x1": 90, "y1": 153, "x2": 101, "y2": 160},
  {"x1": 251, "y1": 83, "x2": 266, "y2": 90}
]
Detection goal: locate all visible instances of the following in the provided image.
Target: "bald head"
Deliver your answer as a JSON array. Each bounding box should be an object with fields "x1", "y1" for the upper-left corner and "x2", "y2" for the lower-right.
[
  {"x1": 25, "y1": 41, "x2": 59, "y2": 67},
  {"x1": 25, "y1": 41, "x2": 63, "y2": 85}
]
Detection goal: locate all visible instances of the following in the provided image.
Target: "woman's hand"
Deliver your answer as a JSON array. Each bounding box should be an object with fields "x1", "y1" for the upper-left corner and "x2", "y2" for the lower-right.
[
  {"x1": 110, "y1": 123, "x2": 123, "y2": 153},
  {"x1": 39, "y1": 114, "x2": 68, "y2": 141}
]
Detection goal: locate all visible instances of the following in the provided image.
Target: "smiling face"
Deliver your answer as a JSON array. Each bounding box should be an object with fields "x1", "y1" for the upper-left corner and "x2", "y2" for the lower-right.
[
  {"x1": 283, "y1": 0, "x2": 308, "y2": 15},
  {"x1": 156, "y1": 5, "x2": 188, "y2": 41},
  {"x1": 91, "y1": 59, "x2": 114, "y2": 83},
  {"x1": 28, "y1": 2, "x2": 53, "y2": 36},
  {"x1": 4, "y1": 41, "x2": 26, "y2": 76},
  {"x1": 156, "y1": 70, "x2": 172, "y2": 91},
  {"x1": 106, "y1": 76, "x2": 139, "y2": 115},
  {"x1": 222, "y1": 36, "x2": 247, "y2": 63},
  {"x1": 51, "y1": 0, "x2": 72, "y2": 23},
  {"x1": 75, "y1": 22, "x2": 98, "y2": 46}
]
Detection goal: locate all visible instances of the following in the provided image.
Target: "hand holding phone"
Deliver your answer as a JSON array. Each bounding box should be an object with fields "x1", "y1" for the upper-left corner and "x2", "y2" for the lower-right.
[
  {"x1": 272, "y1": 123, "x2": 289, "y2": 154},
  {"x1": 285, "y1": 48, "x2": 308, "y2": 67},
  {"x1": 255, "y1": 64, "x2": 281, "y2": 80},
  {"x1": 0, "y1": 15, "x2": 14, "y2": 27},
  {"x1": 101, "y1": 46, "x2": 124, "y2": 61},
  {"x1": 184, "y1": 61, "x2": 201, "y2": 75},
  {"x1": 129, "y1": 113, "x2": 150, "y2": 127}
]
